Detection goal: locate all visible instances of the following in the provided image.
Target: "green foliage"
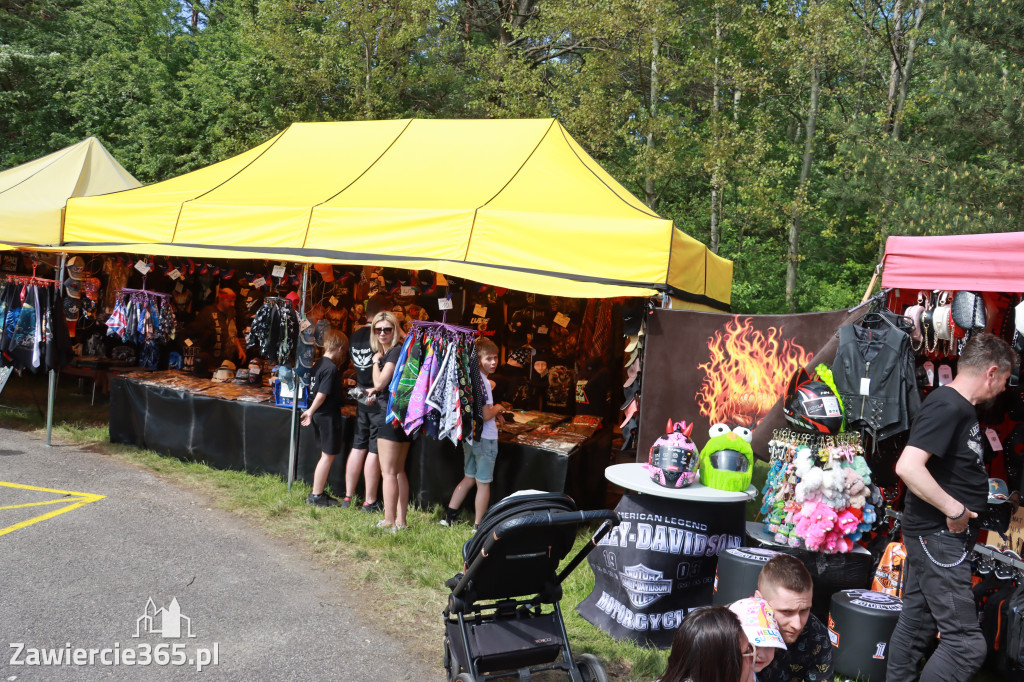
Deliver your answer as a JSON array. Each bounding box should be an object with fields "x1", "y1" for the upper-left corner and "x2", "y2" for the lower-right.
[{"x1": 4, "y1": 0, "x2": 1024, "y2": 312}]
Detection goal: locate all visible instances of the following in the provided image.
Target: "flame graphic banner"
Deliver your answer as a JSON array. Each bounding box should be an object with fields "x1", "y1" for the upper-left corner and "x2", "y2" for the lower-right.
[{"x1": 638, "y1": 308, "x2": 852, "y2": 460}]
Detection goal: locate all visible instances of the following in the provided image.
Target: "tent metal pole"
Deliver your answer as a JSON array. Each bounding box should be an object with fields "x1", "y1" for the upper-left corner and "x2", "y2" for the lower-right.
[
  {"x1": 287, "y1": 264, "x2": 310, "y2": 492},
  {"x1": 46, "y1": 252, "x2": 68, "y2": 447}
]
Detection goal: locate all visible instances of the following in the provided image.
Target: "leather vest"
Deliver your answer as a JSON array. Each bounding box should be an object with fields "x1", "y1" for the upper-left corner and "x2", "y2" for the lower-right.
[{"x1": 833, "y1": 322, "x2": 921, "y2": 440}]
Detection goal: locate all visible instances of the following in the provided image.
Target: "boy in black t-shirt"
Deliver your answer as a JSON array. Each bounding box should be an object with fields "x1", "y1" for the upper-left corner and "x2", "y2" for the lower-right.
[
  {"x1": 888, "y1": 333, "x2": 1017, "y2": 682},
  {"x1": 300, "y1": 329, "x2": 349, "y2": 507}
]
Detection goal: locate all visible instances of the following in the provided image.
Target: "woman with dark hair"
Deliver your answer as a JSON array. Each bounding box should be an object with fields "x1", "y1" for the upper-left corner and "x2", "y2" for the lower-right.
[{"x1": 661, "y1": 606, "x2": 754, "y2": 682}]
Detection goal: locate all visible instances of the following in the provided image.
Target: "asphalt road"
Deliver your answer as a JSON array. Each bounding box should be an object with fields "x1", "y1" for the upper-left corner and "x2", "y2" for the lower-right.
[{"x1": 0, "y1": 428, "x2": 442, "y2": 681}]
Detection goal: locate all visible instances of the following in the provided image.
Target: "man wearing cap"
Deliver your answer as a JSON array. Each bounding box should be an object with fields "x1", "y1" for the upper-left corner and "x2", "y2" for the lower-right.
[
  {"x1": 888, "y1": 333, "x2": 1016, "y2": 682},
  {"x1": 754, "y1": 554, "x2": 833, "y2": 682},
  {"x1": 729, "y1": 598, "x2": 787, "y2": 680},
  {"x1": 187, "y1": 287, "x2": 245, "y2": 365}
]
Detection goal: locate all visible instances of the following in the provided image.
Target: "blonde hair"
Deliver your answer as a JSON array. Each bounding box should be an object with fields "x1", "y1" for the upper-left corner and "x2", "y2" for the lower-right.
[
  {"x1": 322, "y1": 329, "x2": 348, "y2": 355},
  {"x1": 369, "y1": 311, "x2": 406, "y2": 353}
]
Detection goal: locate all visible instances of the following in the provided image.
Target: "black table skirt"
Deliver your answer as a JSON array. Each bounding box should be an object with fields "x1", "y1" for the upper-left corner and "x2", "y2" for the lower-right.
[{"x1": 110, "y1": 376, "x2": 609, "y2": 510}]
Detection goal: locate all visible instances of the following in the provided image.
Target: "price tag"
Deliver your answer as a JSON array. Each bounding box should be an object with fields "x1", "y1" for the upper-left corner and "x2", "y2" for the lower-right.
[
  {"x1": 923, "y1": 360, "x2": 935, "y2": 386},
  {"x1": 473, "y1": 304, "x2": 488, "y2": 317},
  {"x1": 329, "y1": 296, "x2": 339, "y2": 307},
  {"x1": 400, "y1": 286, "x2": 415, "y2": 297},
  {"x1": 859, "y1": 377, "x2": 871, "y2": 396},
  {"x1": 299, "y1": 319, "x2": 312, "y2": 332},
  {"x1": 174, "y1": 281, "x2": 184, "y2": 293},
  {"x1": 252, "y1": 276, "x2": 266, "y2": 288},
  {"x1": 184, "y1": 338, "x2": 193, "y2": 347},
  {"x1": 537, "y1": 325, "x2": 549, "y2": 335},
  {"x1": 134, "y1": 260, "x2": 151, "y2": 275},
  {"x1": 938, "y1": 364, "x2": 953, "y2": 386},
  {"x1": 822, "y1": 396, "x2": 842, "y2": 417},
  {"x1": 438, "y1": 297, "x2": 453, "y2": 311},
  {"x1": 553, "y1": 312, "x2": 571, "y2": 328},
  {"x1": 168, "y1": 268, "x2": 182, "y2": 281},
  {"x1": 985, "y1": 427, "x2": 1003, "y2": 451},
  {"x1": 272, "y1": 264, "x2": 286, "y2": 278}
]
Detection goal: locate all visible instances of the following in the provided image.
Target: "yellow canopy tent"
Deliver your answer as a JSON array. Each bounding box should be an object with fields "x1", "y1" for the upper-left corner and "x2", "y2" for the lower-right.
[
  {"x1": 0, "y1": 137, "x2": 141, "y2": 246},
  {"x1": 61, "y1": 119, "x2": 731, "y2": 307}
]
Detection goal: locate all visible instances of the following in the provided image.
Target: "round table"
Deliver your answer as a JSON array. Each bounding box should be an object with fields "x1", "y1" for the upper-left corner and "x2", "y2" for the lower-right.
[
  {"x1": 604, "y1": 462, "x2": 757, "y2": 502},
  {"x1": 576, "y1": 463, "x2": 756, "y2": 648}
]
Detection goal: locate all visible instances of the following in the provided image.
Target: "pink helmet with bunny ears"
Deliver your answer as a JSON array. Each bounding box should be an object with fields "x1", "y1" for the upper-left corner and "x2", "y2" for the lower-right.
[{"x1": 644, "y1": 419, "x2": 700, "y2": 488}]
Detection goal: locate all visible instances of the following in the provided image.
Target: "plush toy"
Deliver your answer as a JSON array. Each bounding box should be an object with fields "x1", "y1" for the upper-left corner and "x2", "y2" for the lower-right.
[
  {"x1": 836, "y1": 509, "x2": 861, "y2": 536},
  {"x1": 795, "y1": 466, "x2": 824, "y2": 504},
  {"x1": 699, "y1": 423, "x2": 755, "y2": 492},
  {"x1": 843, "y1": 468, "x2": 868, "y2": 509},
  {"x1": 821, "y1": 467, "x2": 849, "y2": 509},
  {"x1": 795, "y1": 501, "x2": 837, "y2": 552},
  {"x1": 846, "y1": 454, "x2": 873, "y2": 486}
]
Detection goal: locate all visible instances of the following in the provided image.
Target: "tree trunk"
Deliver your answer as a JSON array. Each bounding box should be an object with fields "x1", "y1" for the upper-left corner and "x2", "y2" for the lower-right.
[
  {"x1": 892, "y1": 0, "x2": 926, "y2": 142},
  {"x1": 787, "y1": 64, "x2": 820, "y2": 313},
  {"x1": 884, "y1": 0, "x2": 905, "y2": 135},
  {"x1": 878, "y1": 0, "x2": 927, "y2": 261},
  {"x1": 644, "y1": 34, "x2": 659, "y2": 210},
  {"x1": 709, "y1": 8, "x2": 722, "y2": 253}
]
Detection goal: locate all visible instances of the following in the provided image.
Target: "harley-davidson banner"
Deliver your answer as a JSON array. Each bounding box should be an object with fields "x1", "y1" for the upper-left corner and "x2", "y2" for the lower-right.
[{"x1": 577, "y1": 494, "x2": 746, "y2": 648}]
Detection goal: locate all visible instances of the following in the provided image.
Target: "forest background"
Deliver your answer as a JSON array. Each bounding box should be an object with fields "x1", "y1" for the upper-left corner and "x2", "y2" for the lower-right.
[{"x1": 2, "y1": 0, "x2": 1022, "y2": 314}]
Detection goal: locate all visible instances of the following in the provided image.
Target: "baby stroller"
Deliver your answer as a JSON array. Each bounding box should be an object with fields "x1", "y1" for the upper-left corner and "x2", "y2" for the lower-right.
[{"x1": 442, "y1": 491, "x2": 619, "y2": 682}]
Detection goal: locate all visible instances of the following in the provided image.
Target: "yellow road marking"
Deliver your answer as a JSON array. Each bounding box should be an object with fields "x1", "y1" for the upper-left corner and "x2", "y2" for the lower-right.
[
  {"x1": 0, "y1": 481, "x2": 104, "y2": 538},
  {"x1": 0, "y1": 498, "x2": 91, "y2": 510}
]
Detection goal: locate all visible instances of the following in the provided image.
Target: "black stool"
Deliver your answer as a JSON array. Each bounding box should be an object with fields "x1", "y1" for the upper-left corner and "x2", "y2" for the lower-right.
[
  {"x1": 712, "y1": 547, "x2": 780, "y2": 606},
  {"x1": 827, "y1": 589, "x2": 903, "y2": 681}
]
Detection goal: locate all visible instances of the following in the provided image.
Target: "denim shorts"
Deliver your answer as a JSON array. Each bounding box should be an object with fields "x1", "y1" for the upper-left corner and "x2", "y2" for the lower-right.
[{"x1": 464, "y1": 438, "x2": 498, "y2": 483}]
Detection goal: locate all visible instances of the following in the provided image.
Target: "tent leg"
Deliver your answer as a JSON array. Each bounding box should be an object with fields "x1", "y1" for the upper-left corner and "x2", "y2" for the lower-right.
[
  {"x1": 287, "y1": 264, "x2": 310, "y2": 492},
  {"x1": 860, "y1": 263, "x2": 883, "y2": 304},
  {"x1": 46, "y1": 253, "x2": 68, "y2": 447}
]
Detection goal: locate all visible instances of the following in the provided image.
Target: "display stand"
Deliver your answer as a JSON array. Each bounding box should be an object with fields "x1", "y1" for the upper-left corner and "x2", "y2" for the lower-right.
[{"x1": 577, "y1": 462, "x2": 754, "y2": 648}]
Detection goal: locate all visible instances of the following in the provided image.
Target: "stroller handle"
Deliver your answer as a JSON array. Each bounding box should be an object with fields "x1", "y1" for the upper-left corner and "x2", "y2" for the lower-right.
[{"x1": 487, "y1": 510, "x2": 620, "y2": 539}]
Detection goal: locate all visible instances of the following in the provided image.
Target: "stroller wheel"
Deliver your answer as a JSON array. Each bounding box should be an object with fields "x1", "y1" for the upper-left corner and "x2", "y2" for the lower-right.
[
  {"x1": 443, "y1": 636, "x2": 460, "y2": 681},
  {"x1": 576, "y1": 653, "x2": 609, "y2": 682}
]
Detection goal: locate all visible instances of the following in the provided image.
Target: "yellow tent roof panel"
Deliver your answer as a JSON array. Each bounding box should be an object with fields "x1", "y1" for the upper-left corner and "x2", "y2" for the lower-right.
[
  {"x1": 62, "y1": 119, "x2": 732, "y2": 305},
  {"x1": 0, "y1": 137, "x2": 140, "y2": 246}
]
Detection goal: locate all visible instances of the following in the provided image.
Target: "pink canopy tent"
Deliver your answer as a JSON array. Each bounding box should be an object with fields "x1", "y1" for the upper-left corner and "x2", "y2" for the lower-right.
[{"x1": 882, "y1": 232, "x2": 1024, "y2": 292}]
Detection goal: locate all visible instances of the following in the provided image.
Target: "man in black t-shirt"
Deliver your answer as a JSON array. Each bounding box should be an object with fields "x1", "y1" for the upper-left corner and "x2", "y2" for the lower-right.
[
  {"x1": 342, "y1": 295, "x2": 390, "y2": 511},
  {"x1": 888, "y1": 332, "x2": 1017, "y2": 682}
]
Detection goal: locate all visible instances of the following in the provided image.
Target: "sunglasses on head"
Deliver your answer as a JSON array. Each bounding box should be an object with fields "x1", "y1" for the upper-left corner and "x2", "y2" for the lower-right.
[{"x1": 374, "y1": 326, "x2": 394, "y2": 334}]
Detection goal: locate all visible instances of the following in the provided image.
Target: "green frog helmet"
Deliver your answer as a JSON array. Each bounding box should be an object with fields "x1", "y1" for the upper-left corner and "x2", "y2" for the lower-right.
[{"x1": 699, "y1": 423, "x2": 755, "y2": 492}]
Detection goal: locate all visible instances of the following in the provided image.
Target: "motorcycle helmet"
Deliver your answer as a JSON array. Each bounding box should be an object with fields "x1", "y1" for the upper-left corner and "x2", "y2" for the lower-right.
[
  {"x1": 699, "y1": 424, "x2": 755, "y2": 492},
  {"x1": 645, "y1": 420, "x2": 700, "y2": 488},
  {"x1": 784, "y1": 369, "x2": 843, "y2": 435}
]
